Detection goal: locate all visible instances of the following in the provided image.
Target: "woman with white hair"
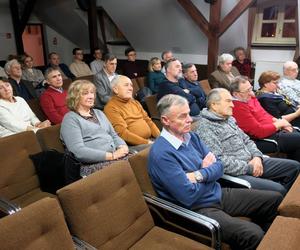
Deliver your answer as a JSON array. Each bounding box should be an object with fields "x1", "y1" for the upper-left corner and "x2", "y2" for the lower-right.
[{"x1": 208, "y1": 53, "x2": 240, "y2": 90}]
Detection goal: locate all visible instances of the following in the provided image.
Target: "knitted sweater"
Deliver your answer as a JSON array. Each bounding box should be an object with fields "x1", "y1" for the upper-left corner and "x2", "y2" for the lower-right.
[
  {"x1": 69, "y1": 61, "x2": 93, "y2": 77},
  {"x1": 195, "y1": 109, "x2": 263, "y2": 176},
  {"x1": 104, "y1": 96, "x2": 160, "y2": 145}
]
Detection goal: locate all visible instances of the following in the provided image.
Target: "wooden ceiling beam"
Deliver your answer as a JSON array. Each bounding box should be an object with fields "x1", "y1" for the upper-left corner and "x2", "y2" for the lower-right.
[{"x1": 20, "y1": 0, "x2": 37, "y2": 33}]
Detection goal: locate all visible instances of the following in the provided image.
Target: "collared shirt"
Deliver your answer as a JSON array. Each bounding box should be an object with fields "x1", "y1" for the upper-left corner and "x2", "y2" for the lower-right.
[
  {"x1": 49, "y1": 86, "x2": 64, "y2": 93},
  {"x1": 104, "y1": 69, "x2": 116, "y2": 82},
  {"x1": 160, "y1": 128, "x2": 191, "y2": 150}
]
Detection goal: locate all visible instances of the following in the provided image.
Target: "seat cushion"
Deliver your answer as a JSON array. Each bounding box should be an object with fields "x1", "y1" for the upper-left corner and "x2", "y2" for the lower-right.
[
  {"x1": 131, "y1": 226, "x2": 212, "y2": 250},
  {"x1": 278, "y1": 175, "x2": 300, "y2": 218},
  {"x1": 257, "y1": 216, "x2": 300, "y2": 250}
]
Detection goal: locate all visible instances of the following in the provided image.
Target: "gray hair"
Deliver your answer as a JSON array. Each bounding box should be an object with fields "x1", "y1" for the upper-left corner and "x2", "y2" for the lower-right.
[
  {"x1": 4, "y1": 59, "x2": 20, "y2": 74},
  {"x1": 206, "y1": 88, "x2": 229, "y2": 109},
  {"x1": 44, "y1": 67, "x2": 61, "y2": 80},
  {"x1": 283, "y1": 61, "x2": 298, "y2": 72},
  {"x1": 110, "y1": 75, "x2": 120, "y2": 88},
  {"x1": 229, "y1": 76, "x2": 249, "y2": 94},
  {"x1": 164, "y1": 58, "x2": 179, "y2": 72},
  {"x1": 157, "y1": 94, "x2": 188, "y2": 117},
  {"x1": 182, "y1": 63, "x2": 194, "y2": 74},
  {"x1": 218, "y1": 53, "x2": 234, "y2": 65}
]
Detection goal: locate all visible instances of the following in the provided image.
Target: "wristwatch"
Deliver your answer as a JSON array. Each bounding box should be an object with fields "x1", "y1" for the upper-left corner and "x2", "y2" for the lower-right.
[{"x1": 194, "y1": 170, "x2": 203, "y2": 183}]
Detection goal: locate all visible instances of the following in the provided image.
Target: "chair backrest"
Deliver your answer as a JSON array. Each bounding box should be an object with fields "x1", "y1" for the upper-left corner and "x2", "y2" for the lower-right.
[
  {"x1": 199, "y1": 79, "x2": 211, "y2": 95},
  {"x1": 131, "y1": 78, "x2": 140, "y2": 97},
  {"x1": 75, "y1": 75, "x2": 94, "y2": 83},
  {"x1": 0, "y1": 131, "x2": 42, "y2": 203},
  {"x1": 145, "y1": 94, "x2": 159, "y2": 118},
  {"x1": 135, "y1": 76, "x2": 147, "y2": 89},
  {"x1": 27, "y1": 98, "x2": 47, "y2": 121},
  {"x1": 63, "y1": 78, "x2": 73, "y2": 91},
  {"x1": 57, "y1": 160, "x2": 154, "y2": 250},
  {"x1": 128, "y1": 147, "x2": 157, "y2": 195},
  {"x1": 36, "y1": 124, "x2": 64, "y2": 153},
  {"x1": 0, "y1": 197, "x2": 74, "y2": 250}
]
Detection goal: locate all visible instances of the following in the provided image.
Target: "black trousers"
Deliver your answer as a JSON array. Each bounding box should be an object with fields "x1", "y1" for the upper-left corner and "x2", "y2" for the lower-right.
[{"x1": 195, "y1": 188, "x2": 282, "y2": 250}]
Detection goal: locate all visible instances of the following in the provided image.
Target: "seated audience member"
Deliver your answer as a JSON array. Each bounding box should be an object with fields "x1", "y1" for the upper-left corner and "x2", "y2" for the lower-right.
[
  {"x1": 40, "y1": 68, "x2": 69, "y2": 124},
  {"x1": 179, "y1": 63, "x2": 206, "y2": 110},
  {"x1": 69, "y1": 48, "x2": 93, "y2": 77},
  {"x1": 94, "y1": 53, "x2": 118, "y2": 109},
  {"x1": 147, "y1": 57, "x2": 165, "y2": 93},
  {"x1": 161, "y1": 50, "x2": 174, "y2": 74},
  {"x1": 47, "y1": 52, "x2": 75, "y2": 80},
  {"x1": 148, "y1": 94, "x2": 282, "y2": 250},
  {"x1": 61, "y1": 79, "x2": 128, "y2": 176},
  {"x1": 195, "y1": 88, "x2": 300, "y2": 195},
  {"x1": 104, "y1": 75, "x2": 160, "y2": 146},
  {"x1": 232, "y1": 47, "x2": 252, "y2": 78},
  {"x1": 279, "y1": 61, "x2": 300, "y2": 103},
  {"x1": 0, "y1": 78, "x2": 50, "y2": 137},
  {"x1": 5, "y1": 59, "x2": 37, "y2": 101},
  {"x1": 157, "y1": 58, "x2": 200, "y2": 117},
  {"x1": 256, "y1": 71, "x2": 300, "y2": 127},
  {"x1": 208, "y1": 53, "x2": 240, "y2": 90},
  {"x1": 231, "y1": 76, "x2": 300, "y2": 162},
  {"x1": 21, "y1": 54, "x2": 45, "y2": 88},
  {"x1": 122, "y1": 47, "x2": 144, "y2": 79},
  {"x1": 90, "y1": 48, "x2": 104, "y2": 74},
  {"x1": 0, "y1": 66, "x2": 8, "y2": 78}
]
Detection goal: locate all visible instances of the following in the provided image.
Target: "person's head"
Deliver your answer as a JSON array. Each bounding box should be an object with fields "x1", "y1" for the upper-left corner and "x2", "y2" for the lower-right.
[
  {"x1": 157, "y1": 94, "x2": 193, "y2": 139},
  {"x1": 44, "y1": 68, "x2": 63, "y2": 89},
  {"x1": 207, "y1": 88, "x2": 234, "y2": 118},
  {"x1": 161, "y1": 50, "x2": 174, "y2": 62},
  {"x1": 258, "y1": 71, "x2": 280, "y2": 92},
  {"x1": 93, "y1": 48, "x2": 102, "y2": 60},
  {"x1": 234, "y1": 47, "x2": 246, "y2": 62},
  {"x1": 230, "y1": 76, "x2": 254, "y2": 102},
  {"x1": 22, "y1": 54, "x2": 34, "y2": 69},
  {"x1": 4, "y1": 59, "x2": 22, "y2": 79},
  {"x1": 67, "y1": 80, "x2": 96, "y2": 111},
  {"x1": 111, "y1": 75, "x2": 133, "y2": 100},
  {"x1": 165, "y1": 58, "x2": 182, "y2": 81},
  {"x1": 148, "y1": 57, "x2": 162, "y2": 72},
  {"x1": 283, "y1": 61, "x2": 299, "y2": 80},
  {"x1": 125, "y1": 47, "x2": 136, "y2": 62},
  {"x1": 103, "y1": 53, "x2": 117, "y2": 74},
  {"x1": 48, "y1": 52, "x2": 60, "y2": 66},
  {"x1": 182, "y1": 63, "x2": 198, "y2": 82},
  {"x1": 0, "y1": 77, "x2": 13, "y2": 101},
  {"x1": 72, "y1": 48, "x2": 84, "y2": 61},
  {"x1": 218, "y1": 53, "x2": 234, "y2": 73}
]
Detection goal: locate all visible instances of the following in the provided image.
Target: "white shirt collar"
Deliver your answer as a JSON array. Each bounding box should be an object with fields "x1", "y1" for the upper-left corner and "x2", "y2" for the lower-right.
[{"x1": 160, "y1": 128, "x2": 191, "y2": 150}]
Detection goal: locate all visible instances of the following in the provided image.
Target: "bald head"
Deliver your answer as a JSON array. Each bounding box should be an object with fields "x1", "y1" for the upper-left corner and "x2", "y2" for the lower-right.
[{"x1": 111, "y1": 75, "x2": 133, "y2": 100}]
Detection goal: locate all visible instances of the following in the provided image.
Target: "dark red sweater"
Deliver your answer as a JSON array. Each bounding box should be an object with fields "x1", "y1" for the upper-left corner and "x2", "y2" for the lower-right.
[
  {"x1": 232, "y1": 97, "x2": 277, "y2": 139},
  {"x1": 40, "y1": 87, "x2": 69, "y2": 124}
]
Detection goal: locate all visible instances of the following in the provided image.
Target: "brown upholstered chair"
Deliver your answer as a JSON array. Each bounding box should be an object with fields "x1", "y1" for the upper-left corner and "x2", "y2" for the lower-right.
[
  {"x1": 278, "y1": 175, "x2": 300, "y2": 219},
  {"x1": 36, "y1": 124, "x2": 64, "y2": 153},
  {"x1": 199, "y1": 79, "x2": 211, "y2": 95},
  {"x1": 145, "y1": 94, "x2": 162, "y2": 130},
  {"x1": 131, "y1": 78, "x2": 140, "y2": 97},
  {"x1": 75, "y1": 75, "x2": 95, "y2": 83},
  {"x1": 27, "y1": 98, "x2": 47, "y2": 121},
  {"x1": 63, "y1": 78, "x2": 73, "y2": 90},
  {"x1": 0, "y1": 131, "x2": 55, "y2": 212},
  {"x1": 257, "y1": 216, "x2": 300, "y2": 250},
  {"x1": 0, "y1": 198, "x2": 75, "y2": 250},
  {"x1": 57, "y1": 160, "x2": 215, "y2": 250},
  {"x1": 135, "y1": 76, "x2": 147, "y2": 89}
]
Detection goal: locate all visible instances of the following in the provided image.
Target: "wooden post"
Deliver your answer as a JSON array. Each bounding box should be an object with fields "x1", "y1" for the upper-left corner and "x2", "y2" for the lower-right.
[{"x1": 87, "y1": 0, "x2": 98, "y2": 54}]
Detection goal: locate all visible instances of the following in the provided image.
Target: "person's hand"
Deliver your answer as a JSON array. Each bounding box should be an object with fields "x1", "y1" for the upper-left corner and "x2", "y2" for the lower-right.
[
  {"x1": 148, "y1": 140, "x2": 154, "y2": 144},
  {"x1": 282, "y1": 125, "x2": 293, "y2": 132},
  {"x1": 35, "y1": 120, "x2": 51, "y2": 128},
  {"x1": 202, "y1": 152, "x2": 216, "y2": 168},
  {"x1": 249, "y1": 157, "x2": 263, "y2": 177},
  {"x1": 273, "y1": 119, "x2": 292, "y2": 131},
  {"x1": 118, "y1": 145, "x2": 129, "y2": 154},
  {"x1": 183, "y1": 89, "x2": 190, "y2": 94},
  {"x1": 186, "y1": 172, "x2": 197, "y2": 183}
]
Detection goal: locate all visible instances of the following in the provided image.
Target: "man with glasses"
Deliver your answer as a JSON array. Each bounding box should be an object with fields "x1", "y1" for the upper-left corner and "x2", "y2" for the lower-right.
[
  {"x1": 69, "y1": 48, "x2": 93, "y2": 77},
  {"x1": 122, "y1": 47, "x2": 145, "y2": 79},
  {"x1": 231, "y1": 76, "x2": 300, "y2": 162}
]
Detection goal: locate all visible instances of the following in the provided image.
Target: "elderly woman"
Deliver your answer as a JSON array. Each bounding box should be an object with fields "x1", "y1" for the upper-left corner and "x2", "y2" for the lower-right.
[
  {"x1": 0, "y1": 77, "x2": 50, "y2": 137},
  {"x1": 256, "y1": 71, "x2": 300, "y2": 127},
  {"x1": 60, "y1": 79, "x2": 129, "y2": 176},
  {"x1": 147, "y1": 57, "x2": 166, "y2": 93},
  {"x1": 208, "y1": 53, "x2": 240, "y2": 89},
  {"x1": 21, "y1": 54, "x2": 45, "y2": 88}
]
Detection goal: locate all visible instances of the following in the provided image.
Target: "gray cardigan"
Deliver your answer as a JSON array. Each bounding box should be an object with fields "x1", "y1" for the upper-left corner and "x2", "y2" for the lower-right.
[
  {"x1": 194, "y1": 109, "x2": 263, "y2": 176},
  {"x1": 60, "y1": 109, "x2": 126, "y2": 163}
]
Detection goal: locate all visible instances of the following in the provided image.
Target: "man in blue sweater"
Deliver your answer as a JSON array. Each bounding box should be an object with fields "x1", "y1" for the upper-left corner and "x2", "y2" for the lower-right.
[{"x1": 148, "y1": 94, "x2": 282, "y2": 250}]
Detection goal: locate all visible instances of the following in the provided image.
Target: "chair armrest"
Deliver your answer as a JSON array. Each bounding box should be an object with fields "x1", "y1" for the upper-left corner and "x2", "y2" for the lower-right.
[
  {"x1": 0, "y1": 197, "x2": 21, "y2": 216},
  {"x1": 254, "y1": 138, "x2": 279, "y2": 154},
  {"x1": 219, "y1": 174, "x2": 251, "y2": 189},
  {"x1": 143, "y1": 193, "x2": 221, "y2": 250},
  {"x1": 151, "y1": 116, "x2": 160, "y2": 121},
  {"x1": 293, "y1": 126, "x2": 300, "y2": 132},
  {"x1": 73, "y1": 236, "x2": 97, "y2": 250}
]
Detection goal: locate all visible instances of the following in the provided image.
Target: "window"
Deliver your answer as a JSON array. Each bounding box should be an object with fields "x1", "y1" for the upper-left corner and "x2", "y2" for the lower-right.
[{"x1": 252, "y1": 0, "x2": 297, "y2": 46}]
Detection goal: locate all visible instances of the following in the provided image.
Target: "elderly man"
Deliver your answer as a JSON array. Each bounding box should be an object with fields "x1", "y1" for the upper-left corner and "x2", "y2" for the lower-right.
[
  {"x1": 161, "y1": 50, "x2": 174, "y2": 74},
  {"x1": 40, "y1": 68, "x2": 69, "y2": 124},
  {"x1": 279, "y1": 61, "x2": 300, "y2": 103},
  {"x1": 148, "y1": 94, "x2": 282, "y2": 250},
  {"x1": 157, "y1": 59, "x2": 200, "y2": 116},
  {"x1": 90, "y1": 48, "x2": 104, "y2": 75},
  {"x1": 195, "y1": 88, "x2": 299, "y2": 195},
  {"x1": 104, "y1": 75, "x2": 160, "y2": 146},
  {"x1": 94, "y1": 53, "x2": 118, "y2": 109},
  {"x1": 231, "y1": 76, "x2": 300, "y2": 162},
  {"x1": 208, "y1": 53, "x2": 240, "y2": 90},
  {"x1": 69, "y1": 48, "x2": 93, "y2": 77},
  {"x1": 47, "y1": 52, "x2": 75, "y2": 80},
  {"x1": 5, "y1": 59, "x2": 36, "y2": 101},
  {"x1": 232, "y1": 47, "x2": 252, "y2": 78},
  {"x1": 179, "y1": 63, "x2": 206, "y2": 110}
]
